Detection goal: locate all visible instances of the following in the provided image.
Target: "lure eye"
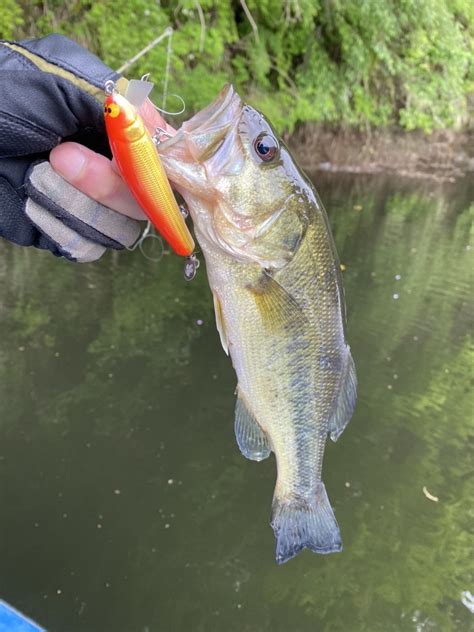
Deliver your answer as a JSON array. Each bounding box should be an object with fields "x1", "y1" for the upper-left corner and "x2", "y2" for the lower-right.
[
  {"x1": 253, "y1": 133, "x2": 279, "y2": 162},
  {"x1": 105, "y1": 102, "x2": 121, "y2": 118}
]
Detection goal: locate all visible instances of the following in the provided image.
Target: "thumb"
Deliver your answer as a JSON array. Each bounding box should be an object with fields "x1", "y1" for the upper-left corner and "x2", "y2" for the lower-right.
[{"x1": 50, "y1": 142, "x2": 146, "y2": 220}]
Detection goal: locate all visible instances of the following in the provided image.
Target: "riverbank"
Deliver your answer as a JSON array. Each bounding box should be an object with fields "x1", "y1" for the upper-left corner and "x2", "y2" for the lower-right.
[{"x1": 288, "y1": 127, "x2": 474, "y2": 182}]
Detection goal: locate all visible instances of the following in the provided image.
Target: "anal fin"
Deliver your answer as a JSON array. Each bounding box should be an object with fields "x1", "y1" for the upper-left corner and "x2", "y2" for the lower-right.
[
  {"x1": 235, "y1": 390, "x2": 271, "y2": 461},
  {"x1": 328, "y1": 350, "x2": 357, "y2": 442}
]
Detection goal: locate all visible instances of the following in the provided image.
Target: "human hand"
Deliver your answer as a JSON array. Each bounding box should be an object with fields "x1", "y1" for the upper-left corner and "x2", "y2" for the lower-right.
[{"x1": 0, "y1": 34, "x2": 173, "y2": 262}]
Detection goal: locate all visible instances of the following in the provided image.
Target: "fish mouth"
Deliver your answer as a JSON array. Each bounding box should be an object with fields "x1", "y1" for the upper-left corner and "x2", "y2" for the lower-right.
[
  {"x1": 158, "y1": 84, "x2": 244, "y2": 197},
  {"x1": 159, "y1": 84, "x2": 242, "y2": 156},
  {"x1": 182, "y1": 83, "x2": 241, "y2": 133}
]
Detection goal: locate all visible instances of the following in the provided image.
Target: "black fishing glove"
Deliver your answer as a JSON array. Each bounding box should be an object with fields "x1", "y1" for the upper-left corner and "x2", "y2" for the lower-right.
[{"x1": 0, "y1": 34, "x2": 141, "y2": 262}]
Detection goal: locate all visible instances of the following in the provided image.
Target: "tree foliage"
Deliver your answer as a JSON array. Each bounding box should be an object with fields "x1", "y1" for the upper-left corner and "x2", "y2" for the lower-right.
[{"x1": 5, "y1": 0, "x2": 473, "y2": 132}]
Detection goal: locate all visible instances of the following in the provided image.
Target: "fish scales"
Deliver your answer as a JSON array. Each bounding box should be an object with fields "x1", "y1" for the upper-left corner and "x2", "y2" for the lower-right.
[{"x1": 159, "y1": 85, "x2": 357, "y2": 563}]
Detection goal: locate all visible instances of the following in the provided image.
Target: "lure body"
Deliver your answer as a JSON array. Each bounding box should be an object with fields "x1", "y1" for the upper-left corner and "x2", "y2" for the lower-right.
[{"x1": 104, "y1": 92, "x2": 194, "y2": 256}]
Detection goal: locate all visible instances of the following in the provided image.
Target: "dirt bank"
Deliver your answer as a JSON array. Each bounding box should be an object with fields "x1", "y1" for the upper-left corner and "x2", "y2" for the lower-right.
[{"x1": 287, "y1": 126, "x2": 474, "y2": 182}]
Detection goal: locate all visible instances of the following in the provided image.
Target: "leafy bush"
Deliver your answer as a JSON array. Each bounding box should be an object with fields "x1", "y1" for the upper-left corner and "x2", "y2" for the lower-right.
[{"x1": 5, "y1": 0, "x2": 473, "y2": 132}]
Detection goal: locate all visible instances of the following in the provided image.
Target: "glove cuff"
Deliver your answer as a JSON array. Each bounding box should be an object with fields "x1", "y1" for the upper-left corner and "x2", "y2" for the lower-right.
[{"x1": 25, "y1": 161, "x2": 142, "y2": 263}]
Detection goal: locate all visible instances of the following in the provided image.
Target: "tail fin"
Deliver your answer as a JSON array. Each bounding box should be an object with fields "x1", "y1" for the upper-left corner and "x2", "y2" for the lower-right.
[{"x1": 271, "y1": 482, "x2": 342, "y2": 564}]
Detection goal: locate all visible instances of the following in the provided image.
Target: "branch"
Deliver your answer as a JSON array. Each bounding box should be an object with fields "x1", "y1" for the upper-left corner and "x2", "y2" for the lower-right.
[
  {"x1": 194, "y1": 0, "x2": 206, "y2": 53},
  {"x1": 116, "y1": 27, "x2": 173, "y2": 75},
  {"x1": 240, "y1": 0, "x2": 259, "y2": 44}
]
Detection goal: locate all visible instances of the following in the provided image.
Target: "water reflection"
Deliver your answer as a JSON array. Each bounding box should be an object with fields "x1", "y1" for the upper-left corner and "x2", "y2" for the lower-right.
[{"x1": 0, "y1": 174, "x2": 472, "y2": 631}]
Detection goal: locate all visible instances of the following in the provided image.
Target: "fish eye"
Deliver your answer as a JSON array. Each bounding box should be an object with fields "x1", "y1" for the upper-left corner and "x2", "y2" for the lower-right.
[{"x1": 253, "y1": 133, "x2": 279, "y2": 162}]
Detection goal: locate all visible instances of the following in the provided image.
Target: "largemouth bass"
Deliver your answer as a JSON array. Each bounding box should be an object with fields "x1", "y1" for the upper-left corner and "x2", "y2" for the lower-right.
[{"x1": 159, "y1": 86, "x2": 357, "y2": 564}]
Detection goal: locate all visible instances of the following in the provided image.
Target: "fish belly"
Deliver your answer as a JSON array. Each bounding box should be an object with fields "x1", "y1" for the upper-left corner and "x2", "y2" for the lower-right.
[
  {"x1": 198, "y1": 212, "x2": 353, "y2": 563},
  {"x1": 203, "y1": 220, "x2": 347, "y2": 497}
]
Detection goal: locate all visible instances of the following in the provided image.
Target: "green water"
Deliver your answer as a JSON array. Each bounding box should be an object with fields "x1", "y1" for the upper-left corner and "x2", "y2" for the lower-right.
[{"x1": 0, "y1": 173, "x2": 472, "y2": 632}]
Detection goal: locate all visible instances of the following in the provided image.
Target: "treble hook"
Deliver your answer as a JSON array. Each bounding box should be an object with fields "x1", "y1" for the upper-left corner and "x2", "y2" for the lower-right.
[
  {"x1": 137, "y1": 72, "x2": 186, "y2": 117},
  {"x1": 179, "y1": 203, "x2": 189, "y2": 219},
  {"x1": 152, "y1": 126, "x2": 173, "y2": 145},
  {"x1": 126, "y1": 221, "x2": 164, "y2": 262},
  {"x1": 151, "y1": 94, "x2": 186, "y2": 117}
]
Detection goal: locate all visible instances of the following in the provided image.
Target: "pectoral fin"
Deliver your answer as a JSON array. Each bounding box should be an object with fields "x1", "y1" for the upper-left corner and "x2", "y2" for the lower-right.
[
  {"x1": 247, "y1": 270, "x2": 308, "y2": 330},
  {"x1": 235, "y1": 390, "x2": 271, "y2": 461},
  {"x1": 328, "y1": 351, "x2": 357, "y2": 442},
  {"x1": 212, "y1": 291, "x2": 229, "y2": 355}
]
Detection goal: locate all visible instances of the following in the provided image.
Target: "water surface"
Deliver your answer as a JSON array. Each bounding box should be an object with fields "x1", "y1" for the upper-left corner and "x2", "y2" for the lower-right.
[{"x1": 0, "y1": 173, "x2": 472, "y2": 631}]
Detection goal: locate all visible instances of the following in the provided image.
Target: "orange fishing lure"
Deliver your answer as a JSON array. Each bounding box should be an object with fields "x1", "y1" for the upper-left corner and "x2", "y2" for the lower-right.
[{"x1": 104, "y1": 91, "x2": 194, "y2": 257}]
